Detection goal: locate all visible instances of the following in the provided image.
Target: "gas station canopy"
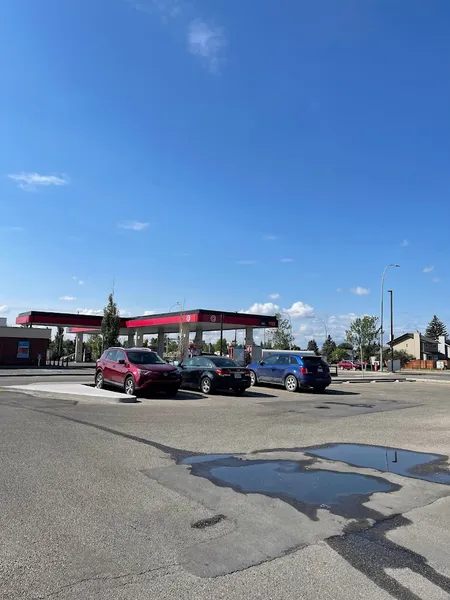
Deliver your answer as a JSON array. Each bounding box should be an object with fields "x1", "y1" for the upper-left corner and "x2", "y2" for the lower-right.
[{"x1": 16, "y1": 309, "x2": 278, "y2": 334}]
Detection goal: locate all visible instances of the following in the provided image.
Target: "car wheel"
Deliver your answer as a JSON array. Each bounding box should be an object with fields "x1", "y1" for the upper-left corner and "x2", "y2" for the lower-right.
[
  {"x1": 249, "y1": 370, "x2": 258, "y2": 386},
  {"x1": 200, "y1": 376, "x2": 213, "y2": 394},
  {"x1": 164, "y1": 386, "x2": 179, "y2": 396},
  {"x1": 124, "y1": 375, "x2": 136, "y2": 396},
  {"x1": 284, "y1": 374, "x2": 298, "y2": 392},
  {"x1": 313, "y1": 386, "x2": 327, "y2": 393},
  {"x1": 95, "y1": 370, "x2": 104, "y2": 389}
]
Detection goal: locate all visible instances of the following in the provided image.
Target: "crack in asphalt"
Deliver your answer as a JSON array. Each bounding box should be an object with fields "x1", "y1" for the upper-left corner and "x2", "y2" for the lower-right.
[{"x1": 33, "y1": 562, "x2": 180, "y2": 599}]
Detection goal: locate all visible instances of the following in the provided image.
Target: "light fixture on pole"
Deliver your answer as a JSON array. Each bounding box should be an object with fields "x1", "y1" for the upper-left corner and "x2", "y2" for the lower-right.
[
  {"x1": 316, "y1": 318, "x2": 328, "y2": 341},
  {"x1": 380, "y1": 264, "x2": 399, "y2": 371}
]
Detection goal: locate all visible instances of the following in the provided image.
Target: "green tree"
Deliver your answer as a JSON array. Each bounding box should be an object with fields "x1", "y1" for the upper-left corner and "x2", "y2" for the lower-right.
[
  {"x1": 321, "y1": 335, "x2": 336, "y2": 362},
  {"x1": 337, "y1": 342, "x2": 353, "y2": 351},
  {"x1": 330, "y1": 347, "x2": 350, "y2": 363},
  {"x1": 50, "y1": 327, "x2": 64, "y2": 358},
  {"x1": 214, "y1": 338, "x2": 228, "y2": 354},
  {"x1": 306, "y1": 339, "x2": 319, "y2": 354},
  {"x1": 425, "y1": 315, "x2": 448, "y2": 340},
  {"x1": 85, "y1": 334, "x2": 103, "y2": 360},
  {"x1": 268, "y1": 313, "x2": 294, "y2": 350},
  {"x1": 62, "y1": 338, "x2": 75, "y2": 356},
  {"x1": 101, "y1": 293, "x2": 121, "y2": 350},
  {"x1": 166, "y1": 337, "x2": 178, "y2": 354},
  {"x1": 346, "y1": 315, "x2": 380, "y2": 363},
  {"x1": 392, "y1": 349, "x2": 415, "y2": 367}
]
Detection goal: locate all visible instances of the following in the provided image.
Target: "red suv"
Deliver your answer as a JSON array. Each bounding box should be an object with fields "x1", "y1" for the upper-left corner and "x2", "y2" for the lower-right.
[
  {"x1": 337, "y1": 360, "x2": 361, "y2": 371},
  {"x1": 95, "y1": 347, "x2": 182, "y2": 396}
]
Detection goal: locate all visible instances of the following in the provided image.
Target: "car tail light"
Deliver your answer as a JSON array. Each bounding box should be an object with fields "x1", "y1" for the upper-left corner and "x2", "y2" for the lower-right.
[
  {"x1": 244, "y1": 369, "x2": 250, "y2": 376},
  {"x1": 300, "y1": 367, "x2": 308, "y2": 375},
  {"x1": 216, "y1": 369, "x2": 231, "y2": 376}
]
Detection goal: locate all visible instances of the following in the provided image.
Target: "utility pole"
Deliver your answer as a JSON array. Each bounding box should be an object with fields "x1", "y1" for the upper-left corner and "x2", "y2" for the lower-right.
[
  {"x1": 380, "y1": 264, "x2": 400, "y2": 371},
  {"x1": 219, "y1": 313, "x2": 224, "y2": 356},
  {"x1": 388, "y1": 289, "x2": 394, "y2": 371}
]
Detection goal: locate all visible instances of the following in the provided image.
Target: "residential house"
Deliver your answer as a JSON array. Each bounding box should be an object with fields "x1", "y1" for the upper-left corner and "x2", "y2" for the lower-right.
[{"x1": 389, "y1": 332, "x2": 450, "y2": 361}]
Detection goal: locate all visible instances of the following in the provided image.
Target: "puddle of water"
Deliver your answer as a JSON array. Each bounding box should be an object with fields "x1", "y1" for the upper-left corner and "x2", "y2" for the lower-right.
[
  {"x1": 183, "y1": 455, "x2": 399, "y2": 520},
  {"x1": 306, "y1": 444, "x2": 450, "y2": 485}
]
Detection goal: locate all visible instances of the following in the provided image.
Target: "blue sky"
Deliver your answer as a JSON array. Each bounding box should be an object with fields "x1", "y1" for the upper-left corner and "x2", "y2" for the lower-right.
[{"x1": 1, "y1": 0, "x2": 450, "y2": 344}]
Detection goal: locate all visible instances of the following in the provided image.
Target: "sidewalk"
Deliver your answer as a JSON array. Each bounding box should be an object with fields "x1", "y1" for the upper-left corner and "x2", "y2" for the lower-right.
[{"x1": 0, "y1": 365, "x2": 95, "y2": 377}]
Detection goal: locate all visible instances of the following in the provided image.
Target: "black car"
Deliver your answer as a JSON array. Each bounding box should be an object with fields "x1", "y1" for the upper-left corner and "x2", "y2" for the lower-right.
[{"x1": 179, "y1": 355, "x2": 251, "y2": 395}]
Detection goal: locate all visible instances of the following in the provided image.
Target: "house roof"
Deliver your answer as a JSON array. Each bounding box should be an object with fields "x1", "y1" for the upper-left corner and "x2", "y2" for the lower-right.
[
  {"x1": 389, "y1": 332, "x2": 438, "y2": 346},
  {"x1": 389, "y1": 333, "x2": 413, "y2": 346}
]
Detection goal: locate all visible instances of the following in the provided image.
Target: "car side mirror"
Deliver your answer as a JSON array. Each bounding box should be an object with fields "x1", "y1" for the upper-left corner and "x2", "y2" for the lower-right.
[
  {"x1": 259, "y1": 360, "x2": 265, "y2": 365},
  {"x1": 117, "y1": 359, "x2": 126, "y2": 365}
]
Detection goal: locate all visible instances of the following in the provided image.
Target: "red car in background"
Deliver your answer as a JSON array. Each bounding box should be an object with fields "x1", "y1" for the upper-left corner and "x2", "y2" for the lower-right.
[
  {"x1": 95, "y1": 347, "x2": 182, "y2": 396},
  {"x1": 338, "y1": 360, "x2": 361, "y2": 371}
]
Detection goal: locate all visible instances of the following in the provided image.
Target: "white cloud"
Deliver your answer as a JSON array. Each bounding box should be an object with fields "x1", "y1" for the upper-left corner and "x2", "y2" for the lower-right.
[
  {"x1": 293, "y1": 313, "x2": 358, "y2": 346},
  {"x1": 280, "y1": 258, "x2": 294, "y2": 263},
  {"x1": 285, "y1": 301, "x2": 315, "y2": 318},
  {"x1": 336, "y1": 288, "x2": 343, "y2": 292},
  {"x1": 263, "y1": 234, "x2": 277, "y2": 241},
  {"x1": 246, "y1": 302, "x2": 279, "y2": 315},
  {"x1": 401, "y1": 239, "x2": 409, "y2": 247},
  {"x1": 0, "y1": 305, "x2": 9, "y2": 314},
  {"x1": 423, "y1": 266, "x2": 434, "y2": 273},
  {"x1": 432, "y1": 277, "x2": 440, "y2": 283},
  {"x1": 8, "y1": 172, "x2": 69, "y2": 191},
  {"x1": 245, "y1": 299, "x2": 315, "y2": 319},
  {"x1": 187, "y1": 19, "x2": 226, "y2": 73},
  {"x1": 75, "y1": 308, "x2": 103, "y2": 316},
  {"x1": 269, "y1": 293, "x2": 280, "y2": 300},
  {"x1": 78, "y1": 280, "x2": 85, "y2": 286},
  {"x1": 59, "y1": 296, "x2": 76, "y2": 301},
  {"x1": 128, "y1": 1, "x2": 227, "y2": 72},
  {"x1": 144, "y1": 310, "x2": 156, "y2": 315},
  {"x1": 236, "y1": 260, "x2": 257, "y2": 265},
  {"x1": 118, "y1": 221, "x2": 149, "y2": 231},
  {"x1": 351, "y1": 286, "x2": 370, "y2": 296}
]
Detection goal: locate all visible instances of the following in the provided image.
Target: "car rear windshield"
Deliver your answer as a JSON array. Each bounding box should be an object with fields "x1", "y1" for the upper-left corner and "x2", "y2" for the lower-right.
[
  {"x1": 126, "y1": 351, "x2": 165, "y2": 365},
  {"x1": 302, "y1": 357, "x2": 328, "y2": 367},
  {"x1": 210, "y1": 357, "x2": 238, "y2": 367}
]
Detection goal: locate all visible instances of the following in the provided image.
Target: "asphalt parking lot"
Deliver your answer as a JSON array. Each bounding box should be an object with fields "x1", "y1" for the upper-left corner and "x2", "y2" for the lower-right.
[{"x1": 1, "y1": 381, "x2": 449, "y2": 599}]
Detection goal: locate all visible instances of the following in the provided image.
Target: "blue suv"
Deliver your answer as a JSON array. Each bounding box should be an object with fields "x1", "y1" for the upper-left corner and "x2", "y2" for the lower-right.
[{"x1": 247, "y1": 353, "x2": 331, "y2": 393}]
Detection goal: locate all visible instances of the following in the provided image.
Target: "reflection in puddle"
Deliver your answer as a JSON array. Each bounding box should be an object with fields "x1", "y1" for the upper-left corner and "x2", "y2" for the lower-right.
[
  {"x1": 182, "y1": 455, "x2": 399, "y2": 520},
  {"x1": 305, "y1": 444, "x2": 450, "y2": 485}
]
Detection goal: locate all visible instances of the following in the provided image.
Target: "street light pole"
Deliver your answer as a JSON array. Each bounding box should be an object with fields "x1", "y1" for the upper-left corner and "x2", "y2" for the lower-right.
[
  {"x1": 380, "y1": 264, "x2": 399, "y2": 371},
  {"x1": 317, "y1": 319, "x2": 328, "y2": 341},
  {"x1": 388, "y1": 289, "x2": 394, "y2": 371}
]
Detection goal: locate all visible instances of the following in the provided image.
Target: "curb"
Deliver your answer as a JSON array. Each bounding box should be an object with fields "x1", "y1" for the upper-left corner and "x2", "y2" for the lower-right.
[
  {"x1": 2, "y1": 385, "x2": 137, "y2": 404},
  {"x1": 408, "y1": 378, "x2": 450, "y2": 385},
  {"x1": 331, "y1": 378, "x2": 411, "y2": 384},
  {"x1": 331, "y1": 377, "x2": 450, "y2": 385},
  {"x1": 0, "y1": 372, "x2": 95, "y2": 378}
]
